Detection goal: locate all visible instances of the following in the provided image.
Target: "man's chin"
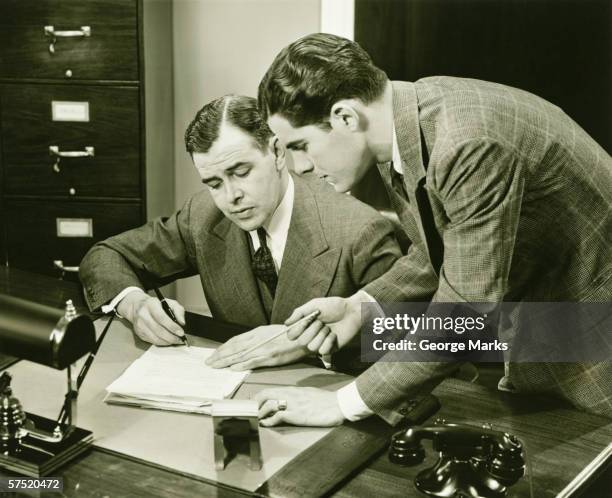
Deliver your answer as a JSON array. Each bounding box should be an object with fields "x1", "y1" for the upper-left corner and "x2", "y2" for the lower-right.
[
  {"x1": 330, "y1": 181, "x2": 350, "y2": 193},
  {"x1": 233, "y1": 220, "x2": 259, "y2": 232},
  {"x1": 233, "y1": 213, "x2": 270, "y2": 232}
]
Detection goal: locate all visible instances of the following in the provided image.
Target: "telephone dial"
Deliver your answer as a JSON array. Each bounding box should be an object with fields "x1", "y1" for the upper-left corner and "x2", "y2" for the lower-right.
[{"x1": 389, "y1": 420, "x2": 526, "y2": 498}]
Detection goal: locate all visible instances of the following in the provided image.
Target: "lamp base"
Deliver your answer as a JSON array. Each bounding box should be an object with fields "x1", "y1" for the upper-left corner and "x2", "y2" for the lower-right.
[{"x1": 0, "y1": 412, "x2": 92, "y2": 477}]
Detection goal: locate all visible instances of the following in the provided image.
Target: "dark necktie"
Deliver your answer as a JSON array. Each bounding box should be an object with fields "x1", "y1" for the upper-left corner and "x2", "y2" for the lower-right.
[{"x1": 251, "y1": 227, "x2": 278, "y2": 297}]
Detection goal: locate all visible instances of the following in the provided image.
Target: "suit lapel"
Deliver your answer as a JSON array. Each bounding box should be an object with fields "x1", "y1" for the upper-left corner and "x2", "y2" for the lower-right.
[
  {"x1": 392, "y1": 81, "x2": 443, "y2": 274},
  {"x1": 271, "y1": 176, "x2": 341, "y2": 323},
  {"x1": 200, "y1": 217, "x2": 268, "y2": 326}
]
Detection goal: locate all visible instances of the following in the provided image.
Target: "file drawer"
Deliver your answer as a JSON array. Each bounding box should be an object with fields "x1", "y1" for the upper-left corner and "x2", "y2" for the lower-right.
[
  {"x1": 0, "y1": 0, "x2": 173, "y2": 277},
  {"x1": 0, "y1": 0, "x2": 138, "y2": 81},
  {"x1": 4, "y1": 199, "x2": 142, "y2": 276},
  {"x1": 1, "y1": 84, "x2": 140, "y2": 198}
]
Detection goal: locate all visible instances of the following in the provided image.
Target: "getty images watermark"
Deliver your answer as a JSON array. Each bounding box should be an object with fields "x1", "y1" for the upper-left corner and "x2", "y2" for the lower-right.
[{"x1": 360, "y1": 302, "x2": 612, "y2": 363}]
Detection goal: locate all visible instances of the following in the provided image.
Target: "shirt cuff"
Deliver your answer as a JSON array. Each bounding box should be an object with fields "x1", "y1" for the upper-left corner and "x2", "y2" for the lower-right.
[
  {"x1": 357, "y1": 289, "x2": 386, "y2": 320},
  {"x1": 336, "y1": 381, "x2": 375, "y2": 421},
  {"x1": 101, "y1": 287, "x2": 145, "y2": 315},
  {"x1": 319, "y1": 354, "x2": 333, "y2": 369}
]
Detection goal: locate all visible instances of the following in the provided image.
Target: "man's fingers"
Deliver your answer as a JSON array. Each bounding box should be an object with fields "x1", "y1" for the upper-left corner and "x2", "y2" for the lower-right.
[
  {"x1": 260, "y1": 411, "x2": 287, "y2": 427},
  {"x1": 284, "y1": 300, "x2": 321, "y2": 326},
  {"x1": 136, "y1": 321, "x2": 174, "y2": 346},
  {"x1": 149, "y1": 300, "x2": 185, "y2": 337},
  {"x1": 307, "y1": 326, "x2": 331, "y2": 352},
  {"x1": 207, "y1": 337, "x2": 255, "y2": 367},
  {"x1": 230, "y1": 356, "x2": 268, "y2": 371},
  {"x1": 254, "y1": 388, "x2": 284, "y2": 407},
  {"x1": 258, "y1": 398, "x2": 282, "y2": 419},
  {"x1": 207, "y1": 352, "x2": 243, "y2": 368},
  {"x1": 168, "y1": 299, "x2": 186, "y2": 326},
  {"x1": 139, "y1": 308, "x2": 182, "y2": 345},
  {"x1": 133, "y1": 306, "x2": 177, "y2": 345},
  {"x1": 319, "y1": 332, "x2": 338, "y2": 355},
  {"x1": 294, "y1": 320, "x2": 324, "y2": 346}
]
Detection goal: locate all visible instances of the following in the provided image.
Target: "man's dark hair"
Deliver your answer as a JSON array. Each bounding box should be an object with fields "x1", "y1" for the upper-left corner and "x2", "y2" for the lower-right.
[
  {"x1": 184, "y1": 95, "x2": 273, "y2": 155},
  {"x1": 258, "y1": 33, "x2": 387, "y2": 128}
]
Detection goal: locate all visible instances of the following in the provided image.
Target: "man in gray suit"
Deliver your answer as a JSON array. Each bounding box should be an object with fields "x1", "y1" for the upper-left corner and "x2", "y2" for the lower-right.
[
  {"x1": 79, "y1": 95, "x2": 401, "y2": 370},
  {"x1": 251, "y1": 33, "x2": 612, "y2": 426}
]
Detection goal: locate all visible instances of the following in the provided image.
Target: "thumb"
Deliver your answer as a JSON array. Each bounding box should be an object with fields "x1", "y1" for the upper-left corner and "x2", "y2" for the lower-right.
[
  {"x1": 285, "y1": 299, "x2": 321, "y2": 326},
  {"x1": 168, "y1": 299, "x2": 186, "y2": 326}
]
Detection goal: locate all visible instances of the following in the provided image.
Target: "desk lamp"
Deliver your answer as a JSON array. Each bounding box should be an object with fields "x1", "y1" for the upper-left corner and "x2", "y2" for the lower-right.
[{"x1": 0, "y1": 293, "x2": 96, "y2": 476}]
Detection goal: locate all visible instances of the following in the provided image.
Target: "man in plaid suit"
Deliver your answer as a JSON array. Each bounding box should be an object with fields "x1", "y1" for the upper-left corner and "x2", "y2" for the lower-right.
[{"x1": 252, "y1": 33, "x2": 612, "y2": 427}]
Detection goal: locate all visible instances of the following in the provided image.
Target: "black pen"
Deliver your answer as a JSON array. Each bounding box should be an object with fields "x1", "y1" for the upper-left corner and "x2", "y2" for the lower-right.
[{"x1": 151, "y1": 284, "x2": 190, "y2": 347}]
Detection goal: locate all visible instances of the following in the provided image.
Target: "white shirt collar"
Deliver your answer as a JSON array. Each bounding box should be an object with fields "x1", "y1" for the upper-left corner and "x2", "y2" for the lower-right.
[
  {"x1": 392, "y1": 123, "x2": 403, "y2": 175},
  {"x1": 248, "y1": 174, "x2": 294, "y2": 271}
]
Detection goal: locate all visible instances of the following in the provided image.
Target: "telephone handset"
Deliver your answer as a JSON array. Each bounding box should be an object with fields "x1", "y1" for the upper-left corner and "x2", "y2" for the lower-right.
[{"x1": 389, "y1": 420, "x2": 525, "y2": 497}]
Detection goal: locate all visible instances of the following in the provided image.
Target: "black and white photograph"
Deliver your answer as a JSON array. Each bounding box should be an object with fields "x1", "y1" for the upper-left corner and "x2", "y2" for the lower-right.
[{"x1": 0, "y1": 0, "x2": 610, "y2": 496}]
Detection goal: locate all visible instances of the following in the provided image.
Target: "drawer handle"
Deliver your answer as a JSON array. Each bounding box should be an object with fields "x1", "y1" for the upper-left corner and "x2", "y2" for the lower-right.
[
  {"x1": 44, "y1": 25, "x2": 91, "y2": 54},
  {"x1": 49, "y1": 145, "x2": 95, "y2": 173},
  {"x1": 53, "y1": 260, "x2": 80, "y2": 273}
]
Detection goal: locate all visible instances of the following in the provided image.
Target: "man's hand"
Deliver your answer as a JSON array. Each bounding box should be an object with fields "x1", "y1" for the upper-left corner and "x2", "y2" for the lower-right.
[
  {"x1": 255, "y1": 387, "x2": 345, "y2": 427},
  {"x1": 205, "y1": 325, "x2": 310, "y2": 370},
  {"x1": 117, "y1": 289, "x2": 186, "y2": 346},
  {"x1": 283, "y1": 291, "x2": 368, "y2": 355}
]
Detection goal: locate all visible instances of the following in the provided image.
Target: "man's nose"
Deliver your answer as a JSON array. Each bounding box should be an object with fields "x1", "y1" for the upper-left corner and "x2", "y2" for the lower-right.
[
  {"x1": 292, "y1": 154, "x2": 314, "y2": 175},
  {"x1": 225, "y1": 181, "x2": 243, "y2": 203}
]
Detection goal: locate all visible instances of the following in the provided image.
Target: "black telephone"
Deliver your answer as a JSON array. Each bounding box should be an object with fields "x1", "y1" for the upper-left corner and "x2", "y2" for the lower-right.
[{"x1": 389, "y1": 420, "x2": 525, "y2": 498}]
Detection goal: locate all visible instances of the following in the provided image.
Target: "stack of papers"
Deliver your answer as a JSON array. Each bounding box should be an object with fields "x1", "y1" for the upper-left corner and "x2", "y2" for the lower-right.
[{"x1": 105, "y1": 346, "x2": 250, "y2": 414}]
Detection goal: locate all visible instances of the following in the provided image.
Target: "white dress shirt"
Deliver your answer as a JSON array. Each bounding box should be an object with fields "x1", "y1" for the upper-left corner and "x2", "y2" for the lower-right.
[
  {"x1": 335, "y1": 125, "x2": 403, "y2": 421},
  {"x1": 247, "y1": 175, "x2": 294, "y2": 270}
]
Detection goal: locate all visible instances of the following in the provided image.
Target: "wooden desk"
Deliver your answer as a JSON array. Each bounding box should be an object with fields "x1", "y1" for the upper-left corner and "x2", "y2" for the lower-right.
[{"x1": 1, "y1": 268, "x2": 610, "y2": 497}]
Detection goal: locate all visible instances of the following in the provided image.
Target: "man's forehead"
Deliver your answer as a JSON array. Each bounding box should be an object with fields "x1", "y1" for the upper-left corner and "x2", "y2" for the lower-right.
[
  {"x1": 268, "y1": 114, "x2": 316, "y2": 146},
  {"x1": 212, "y1": 123, "x2": 260, "y2": 155},
  {"x1": 267, "y1": 114, "x2": 303, "y2": 141},
  {"x1": 194, "y1": 126, "x2": 260, "y2": 172}
]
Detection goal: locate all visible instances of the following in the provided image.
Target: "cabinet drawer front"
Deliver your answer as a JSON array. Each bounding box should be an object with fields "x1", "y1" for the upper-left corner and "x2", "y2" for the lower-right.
[
  {"x1": 1, "y1": 84, "x2": 141, "y2": 198},
  {"x1": 5, "y1": 199, "x2": 142, "y2": 276},
  {"x1": 0, "y1": 0, "x2": 138, "y2": 81}
]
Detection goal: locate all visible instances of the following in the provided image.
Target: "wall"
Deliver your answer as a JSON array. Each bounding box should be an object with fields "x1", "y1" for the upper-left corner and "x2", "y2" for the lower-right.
[{"x1": 172, "y1": 0, "x2": 321, "y2": 313}]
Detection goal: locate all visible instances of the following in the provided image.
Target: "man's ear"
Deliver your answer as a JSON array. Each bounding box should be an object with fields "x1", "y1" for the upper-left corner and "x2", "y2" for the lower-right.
[
  {"x1": 329, "y1": 100, "x2": 361, "y2": 132},
  {"x1": 269, "y1": 136, "x2": 286, "y2": 171}
]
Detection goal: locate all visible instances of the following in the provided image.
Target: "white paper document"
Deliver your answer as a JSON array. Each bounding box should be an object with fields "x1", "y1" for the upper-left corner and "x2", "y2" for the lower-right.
[{"x1": 105, "y1": 346, "x2": 250, "y2": 414}]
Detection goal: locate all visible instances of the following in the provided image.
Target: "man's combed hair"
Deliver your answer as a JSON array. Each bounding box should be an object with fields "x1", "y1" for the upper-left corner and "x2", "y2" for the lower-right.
[
  {"x1": 184, "y1": 95, "x2": 273, "y2": 155},
  {"x1": 258, "y1": 33, "x2": 387, "y2": 128}
]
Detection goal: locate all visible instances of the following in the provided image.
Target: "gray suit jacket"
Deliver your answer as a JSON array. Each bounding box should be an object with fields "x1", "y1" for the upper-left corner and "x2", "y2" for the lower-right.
[
  {"x1": 359, "y1": 78, "x2": 612, "y2": 424},
  {"x1": 80, "y1": 174, "x2": 401, "y2": 327}
]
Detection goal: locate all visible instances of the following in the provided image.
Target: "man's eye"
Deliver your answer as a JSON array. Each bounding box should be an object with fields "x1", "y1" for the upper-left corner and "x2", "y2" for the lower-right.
[
  {"x1": 292, "y1": 143, "x2": 307, "y2": 152},
  {"x1": 233, "y1": 167, "x2": 251, "y2": 177},
  {"x1": 206, "y1": 182, "x2": 221, "y2": 190}
]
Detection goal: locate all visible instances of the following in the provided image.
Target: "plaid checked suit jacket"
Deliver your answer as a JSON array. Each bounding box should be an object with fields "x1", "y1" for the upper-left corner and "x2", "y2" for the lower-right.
[
  {"x1": 80, "y1": 174, "x2": 401, "y2": 327},
  {"x1": 360, "y1": 78, "x2": 612, "y2": 424}
]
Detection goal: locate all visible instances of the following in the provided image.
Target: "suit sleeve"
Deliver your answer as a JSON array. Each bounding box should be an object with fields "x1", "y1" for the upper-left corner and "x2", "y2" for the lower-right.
[
  {"x1": 355, "y1": 139, "x2": 526, "y2": 425},
  {"x1": 362, "y1": 241, "x2": 439, "y2": 302},
  {"x1": 350, "y1": 215, "x2": 404, "y2": 287},
  {"x1": 79, "y1": 196, "x2": 198, "y2": 311}
]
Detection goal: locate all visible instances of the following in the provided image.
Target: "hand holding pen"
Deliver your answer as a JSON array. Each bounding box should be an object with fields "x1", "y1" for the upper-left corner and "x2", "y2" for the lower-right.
[
  {"x1": 117, "y1": 288, "x2": 188, "y2": 346},
  {"x1": 150, "y1": 286, "x2": 190, "y2": 347},
  {"x1": 115, "y1": 264, "x2": 189, "y2": 347}
]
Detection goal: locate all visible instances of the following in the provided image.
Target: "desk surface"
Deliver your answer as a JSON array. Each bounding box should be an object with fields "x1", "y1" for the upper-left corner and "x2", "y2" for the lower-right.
[{"x1": 1, "y1": 267, "x2": 611, "y2": 497}]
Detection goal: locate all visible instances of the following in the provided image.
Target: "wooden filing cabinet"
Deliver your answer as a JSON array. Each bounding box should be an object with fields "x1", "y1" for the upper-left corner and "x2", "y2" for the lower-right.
[{"x1": 0, "y1": 0, "x2": 174, "y2": 278}]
